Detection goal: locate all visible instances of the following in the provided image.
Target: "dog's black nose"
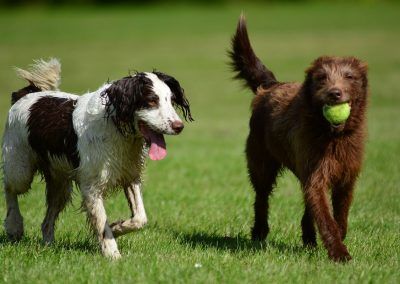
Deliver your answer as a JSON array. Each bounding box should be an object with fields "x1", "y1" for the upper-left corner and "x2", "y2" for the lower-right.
[
  {"x1": 328, "y1": 89, "x2": 342, "y2": 100},
  {"x1": 171, "y1": 121, "x2": 184, "y2": 134}
]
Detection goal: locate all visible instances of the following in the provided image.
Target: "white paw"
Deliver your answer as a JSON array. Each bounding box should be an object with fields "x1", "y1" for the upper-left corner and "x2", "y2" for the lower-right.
[
  {"x1": 103, "y1": 249, "x2": 122, "y2": 260},
  {"x1": 133, "y1": 214, "x2": 148, "y2": 229},
  {"x1": 101, "y1": 238, "x2": 121, "y2": 260}
]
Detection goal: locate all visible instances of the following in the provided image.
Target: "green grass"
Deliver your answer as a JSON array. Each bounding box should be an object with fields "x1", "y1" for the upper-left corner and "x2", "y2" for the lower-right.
[{"x1": 1, "y1": 2, "x2": 399, "y2": 283}]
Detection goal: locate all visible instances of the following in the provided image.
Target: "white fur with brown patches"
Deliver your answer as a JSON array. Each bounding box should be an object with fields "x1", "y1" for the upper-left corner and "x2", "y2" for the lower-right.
[
  {"x1": 136, "y1": 72, "x2": 183, "y2": 135},
  {"x1": 2, "y1": 59, "x2": 189, "y2": 259}
]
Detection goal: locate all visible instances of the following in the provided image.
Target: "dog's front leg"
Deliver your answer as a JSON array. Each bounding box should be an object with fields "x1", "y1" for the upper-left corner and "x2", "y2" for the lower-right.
[
  {"x1": 110, "y1": 182, "x2": 148, "y2": 238},
  {"x1": 303, "y1": 173, "x2": 351, "y2": 262},
  {"x1": 332, "y1": 179, "x2": 356, "y2": 241},
  {"x1": 82, "y1": 188, "x2": 121, "y2": 259}
]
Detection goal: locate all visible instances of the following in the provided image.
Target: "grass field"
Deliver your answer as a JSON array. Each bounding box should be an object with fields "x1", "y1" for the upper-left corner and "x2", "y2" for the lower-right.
[{"x1": 0, "y1": 2, "x2": 399, "y2": 283}]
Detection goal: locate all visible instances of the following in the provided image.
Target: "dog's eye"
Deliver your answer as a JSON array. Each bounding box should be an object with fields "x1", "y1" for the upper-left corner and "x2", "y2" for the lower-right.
[
  {"x1": 344, "y1": 73, "x2": 354, "y2": 80},
  {"x1": 315, "y1": 74, "x2": 327, "y2": 81},
  {"x1": 147, "y1": 98, "x2": 159, "y2": 108}
]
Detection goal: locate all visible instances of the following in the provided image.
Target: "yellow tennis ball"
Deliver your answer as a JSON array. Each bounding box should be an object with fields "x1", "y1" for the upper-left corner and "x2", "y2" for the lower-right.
[{"x1": 322, "y1": 103, "x2": 351, "y2": 125}]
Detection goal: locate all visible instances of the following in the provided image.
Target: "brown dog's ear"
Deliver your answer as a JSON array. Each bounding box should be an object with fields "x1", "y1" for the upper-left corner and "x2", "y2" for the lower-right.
[
  {"x1": 350, "y1": 57, "x2": 368, "y2": 89},
  {"x1": 345, "y1": 57, "x2": 368, "y2": 74},
  {"x1": 304, "y1": 56, "x2": 326, "y2": 80},
  {"x1": 303, "y1": 57, "x2": 324, "y2": 95},
  {"x1": 358, "y1": 61, "x2": 368, "y2": 73}
]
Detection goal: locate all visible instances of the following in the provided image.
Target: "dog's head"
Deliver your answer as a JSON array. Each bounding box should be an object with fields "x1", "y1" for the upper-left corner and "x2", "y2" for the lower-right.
[
  {"x1": 101, "y1": 72, "x2": 193, "y2": 160},
  {"x1": 302, "y1": 56, "x2": 368, "y2": 131}
]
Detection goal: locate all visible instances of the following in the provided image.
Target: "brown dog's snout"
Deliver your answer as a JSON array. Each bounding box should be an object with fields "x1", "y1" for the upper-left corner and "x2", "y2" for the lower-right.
[
  {"x1": 326, "y1": 88, "x2": 349, "y2": 104},
  {"x1": 171, "y1": 120, "x2": 184, "y2": 134},
  {"x1": 327, "y1": 88, "x2": 342, "y2": 101}
]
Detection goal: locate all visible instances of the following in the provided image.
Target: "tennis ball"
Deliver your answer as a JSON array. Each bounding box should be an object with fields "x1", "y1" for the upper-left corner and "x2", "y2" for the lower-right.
[{"x1": 322, "y1": 103, "x2": 351, "y2": 125}]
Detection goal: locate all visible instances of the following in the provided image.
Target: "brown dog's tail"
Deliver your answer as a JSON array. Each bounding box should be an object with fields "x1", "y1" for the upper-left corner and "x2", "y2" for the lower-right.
[{"x1": 229, "y1": 15, "x2": 277, "y2": 94}]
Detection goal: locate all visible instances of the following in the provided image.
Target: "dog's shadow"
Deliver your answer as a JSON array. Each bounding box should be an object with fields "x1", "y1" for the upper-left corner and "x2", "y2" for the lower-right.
[
  {"x1": 1, "y1": 230, "x2": 309, "y2": 257},
  {"x1": 175, "y1": 231, "x2": 306, "y2": 255},
  {"x1": 0, "y1": 232, "x2": 98, "y2": 254}
]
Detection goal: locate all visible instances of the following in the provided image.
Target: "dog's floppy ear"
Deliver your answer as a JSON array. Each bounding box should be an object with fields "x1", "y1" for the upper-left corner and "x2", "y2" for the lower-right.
[
  {"x1": 302, "y1": 56, "x2": 330, "y2": 101},
  {"x1": 351, "y1": 57, "x2": 369, "y2": 89},
  {"x1": 153, "y1": 71, "x2": 194, "y2": 122},
  {"x1": 101, "y1": 73, "x2": 152, "y2": 135}
]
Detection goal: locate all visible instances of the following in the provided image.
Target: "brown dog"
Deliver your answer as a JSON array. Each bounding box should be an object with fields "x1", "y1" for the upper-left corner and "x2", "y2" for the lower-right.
[{"x1": 229, "y1": 16, "x2": 368, "y2": 262}]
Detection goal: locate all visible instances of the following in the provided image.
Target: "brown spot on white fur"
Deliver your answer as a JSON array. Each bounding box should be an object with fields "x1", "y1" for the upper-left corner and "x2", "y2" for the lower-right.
[{"x1": 27, "y1": 96, "x2": 79, "y2": 171}]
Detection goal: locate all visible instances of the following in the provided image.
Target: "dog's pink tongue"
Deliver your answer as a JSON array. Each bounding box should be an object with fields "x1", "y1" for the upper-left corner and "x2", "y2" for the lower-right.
[{"x1": 148, "y1": 131, "x2": 167, "y2": 161}]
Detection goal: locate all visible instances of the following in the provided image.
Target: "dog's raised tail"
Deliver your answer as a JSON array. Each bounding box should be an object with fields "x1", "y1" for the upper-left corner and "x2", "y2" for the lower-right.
[
  {"x1": 15, "y1": 58, "x2": 61, "y2": 92},
  {"x1": 229, "y1": 15, "x2": 277, "y2": 93}
]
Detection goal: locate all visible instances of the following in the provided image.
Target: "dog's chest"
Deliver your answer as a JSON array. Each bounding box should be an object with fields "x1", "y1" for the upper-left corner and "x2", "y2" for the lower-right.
[
  {"x1": 288, "y1": 130, "x2": 363, "y2": 185},
  {"x1": 325, "y1": 139, "x2": 362, "y2": 182},
  {"x1": 104, "y1": 137, "x2": 147, "y2": 187},
  {"x1": 107, "y1": 137, "x2": 147, "y2": 183},
  {"x1": 77, "y1": 133, "x2": 148, "y2": 189}
]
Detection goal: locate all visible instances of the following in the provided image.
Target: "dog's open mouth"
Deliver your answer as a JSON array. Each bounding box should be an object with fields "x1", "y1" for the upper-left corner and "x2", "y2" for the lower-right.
[{"x1": 139, "y1": 122, "x2": 167, "y2": 161}]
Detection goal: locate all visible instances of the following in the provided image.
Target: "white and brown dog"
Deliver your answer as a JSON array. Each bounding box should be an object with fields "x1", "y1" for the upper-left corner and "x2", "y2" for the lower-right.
[{"x1": 2, "y1": 59, "x2": 193, "y2": 259}]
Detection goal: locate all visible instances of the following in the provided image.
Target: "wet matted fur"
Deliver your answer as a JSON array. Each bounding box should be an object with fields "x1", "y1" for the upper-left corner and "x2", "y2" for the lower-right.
[
  {"x1": 2, "y1": 58, "x2": 193, "y2": 259},
  {"x1": 230, "y1": 16, "x2": 368, "y2": 262}
]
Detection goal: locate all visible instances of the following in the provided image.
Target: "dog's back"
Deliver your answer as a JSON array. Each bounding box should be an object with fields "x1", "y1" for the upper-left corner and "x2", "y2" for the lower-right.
[
  {"x1": 3, "y1": 59, "x2": 78, "y2": 190},
  {"x1": 230, "y1": 16, "x2": 304, "y2": 169}
]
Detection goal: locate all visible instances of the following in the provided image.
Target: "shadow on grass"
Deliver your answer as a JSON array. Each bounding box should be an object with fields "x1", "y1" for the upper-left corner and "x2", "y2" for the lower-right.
[
  {"x1": 0, "y1": 232, "x2": 98, "y2": 255},
  {"x1": 176, "y1": 231, "x2": 306, "y2": 255}
]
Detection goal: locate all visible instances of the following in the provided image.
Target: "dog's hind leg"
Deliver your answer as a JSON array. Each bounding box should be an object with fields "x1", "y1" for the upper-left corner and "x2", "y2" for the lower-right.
[
  {"x1": 41, "y1": 175, "x2": 72, "y2": 244},
  {"x1": 246, "y1": 135, "x2": 280, "y2": 241},
  {"x1": 82, "y1": 186, "x2": 121, "y2": 259},
  {"x1": 332, "y1": 179, "x2": 355, "y2": 241},
  {"x1": 4, "y1": 186, "x2": 25, "y2": 241},
  {"x1": 110, "y1": 181, "x2": 148, "y2": 238},
  {"x1": 250, "y1": 162, "x2": 280, "y2": 241},
  {"x1": 301, "y1": 204, "x2": 317, "y2": 247},
  {"x1": 3, "y1": 146, "x2": 36, "y2": 241}
]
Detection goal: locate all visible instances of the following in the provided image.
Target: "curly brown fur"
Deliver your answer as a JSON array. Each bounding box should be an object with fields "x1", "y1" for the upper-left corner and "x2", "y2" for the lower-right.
[{"x1": 230, "y1": 16, "x2": 368, "y2": 262}]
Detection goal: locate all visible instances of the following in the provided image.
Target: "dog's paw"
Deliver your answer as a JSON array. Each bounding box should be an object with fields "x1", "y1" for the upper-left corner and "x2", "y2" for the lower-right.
[
  {"x1": 6, "y1": 231, "x2": 23, "y2": 242},
  {"x1": 101, "y1": 236, "x2": 121, "y2": 260},
  {"x1": 41, "y1": 224, "x2": 55, "y2": 245},
  {"x1": 104, "y1": 250, "x2": 122, "y2": 260},
  {"x1": 302, "y1": 235, "x2": 317, "y2": 248},
  {"x1": 251, "y1": 226, "x2": 269, "y2": 241},
  {"x1": 5, "y1": 215, "x2": 24, "y2": 242},
  {"x1": 102, "y1": 245, "x2": 121, "y2": 260},
  {"x1": 328, "y1": 245, "x2": 352, "y2": 262},
  {"x1": 41, "y1": 237, "x2": 54, "y2": 246},
  {"x1": 110, "y1": 215, "x2": 148, "y2": 238}
]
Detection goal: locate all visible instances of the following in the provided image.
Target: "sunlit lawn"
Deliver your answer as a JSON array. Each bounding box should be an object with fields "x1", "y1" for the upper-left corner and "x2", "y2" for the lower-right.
[{"x1": 0, "y1": 2, "x2": 399, "y2": 283}]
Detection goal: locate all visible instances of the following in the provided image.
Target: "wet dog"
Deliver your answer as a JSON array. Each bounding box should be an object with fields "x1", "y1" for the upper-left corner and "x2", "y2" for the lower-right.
[{"x1": 2, "y1": 59, "x2": 193, "y2": 259}]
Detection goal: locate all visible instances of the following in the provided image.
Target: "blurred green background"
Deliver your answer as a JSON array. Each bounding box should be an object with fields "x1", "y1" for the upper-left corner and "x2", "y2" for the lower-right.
[{"x1": 0, "y1": 1, "x2": 399, "y2": 283}]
